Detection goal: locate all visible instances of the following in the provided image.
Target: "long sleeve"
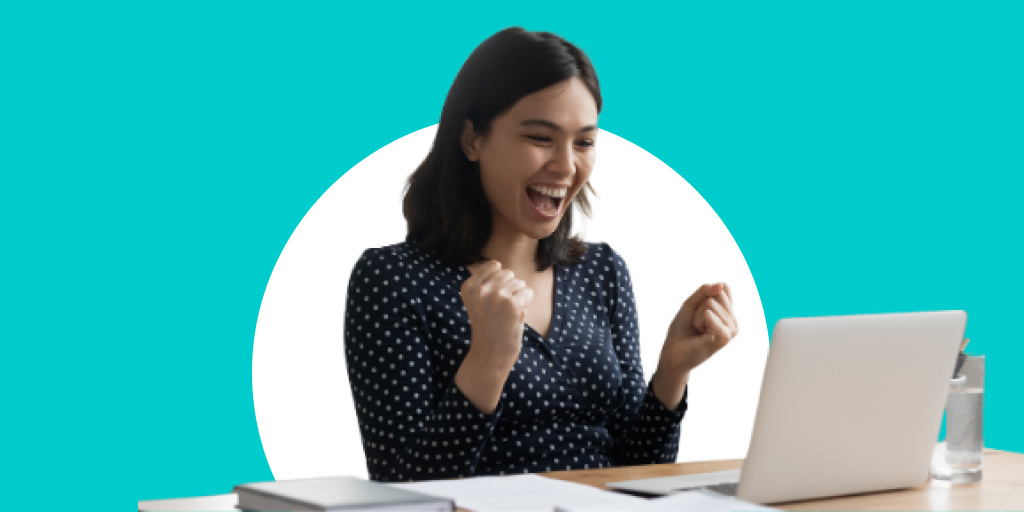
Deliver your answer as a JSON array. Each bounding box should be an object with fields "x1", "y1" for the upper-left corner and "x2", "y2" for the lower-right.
[
  {"x1": 343, "y1": 248, "x2": 502, "y2": 482},
  {"x1": 602, "y1": 245, "x2": 688, "y2": 465}
]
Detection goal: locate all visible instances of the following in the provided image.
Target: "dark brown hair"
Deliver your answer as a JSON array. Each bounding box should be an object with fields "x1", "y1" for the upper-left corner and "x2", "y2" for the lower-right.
[{"x1": 402, "y1": 27, "x2": 601, "y2": 271}]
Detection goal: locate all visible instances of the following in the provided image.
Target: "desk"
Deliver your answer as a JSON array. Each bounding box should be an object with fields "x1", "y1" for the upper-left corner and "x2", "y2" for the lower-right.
[
  {"x1": 139, "y1": 449, "x2": 1024, "y2": 511},
  {"x1": 544, "y1": 448, "x2": 1024, "y2": 511}
]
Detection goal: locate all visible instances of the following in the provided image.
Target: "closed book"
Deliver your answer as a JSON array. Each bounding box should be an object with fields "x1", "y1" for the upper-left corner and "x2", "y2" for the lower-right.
[
  {"x1": 138, "y1": 493, "x2": 238, "y2": 511},
  {"x1": 233, "y1": 476, "x2": 454, "y2": 512}
]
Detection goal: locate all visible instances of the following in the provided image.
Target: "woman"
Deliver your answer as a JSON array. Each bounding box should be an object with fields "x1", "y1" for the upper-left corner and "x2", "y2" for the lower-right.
[{"x1": 344, "y1": 27, "x2": 738, "y2": 483}]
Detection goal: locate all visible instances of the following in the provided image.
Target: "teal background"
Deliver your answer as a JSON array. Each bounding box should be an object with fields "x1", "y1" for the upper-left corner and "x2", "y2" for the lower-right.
[{"x1": 1, "y1": 2, "x2": 1020, "y2": 509}]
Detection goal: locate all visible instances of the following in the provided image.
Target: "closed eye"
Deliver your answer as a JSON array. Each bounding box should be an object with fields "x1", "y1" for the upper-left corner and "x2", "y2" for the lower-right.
[{"x1": 528, "y1": 135, "x2": 595, "y2": 148}]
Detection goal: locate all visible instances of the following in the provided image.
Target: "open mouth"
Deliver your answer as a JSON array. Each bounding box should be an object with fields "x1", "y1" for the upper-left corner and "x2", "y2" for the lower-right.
[{"x1": 526, "y1": 185, "x2": 566, "y2": 216}]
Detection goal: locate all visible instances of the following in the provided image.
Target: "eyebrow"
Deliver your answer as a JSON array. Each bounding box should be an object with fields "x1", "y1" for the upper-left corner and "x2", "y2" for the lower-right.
[{"x1": 519, "y1": 119, "x2": 598, "y2": 134}]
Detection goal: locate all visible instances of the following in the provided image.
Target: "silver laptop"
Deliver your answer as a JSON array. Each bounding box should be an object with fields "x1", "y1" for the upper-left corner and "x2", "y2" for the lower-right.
[{"x1": 609, "y1": 311, "x2": 967, "y2": 504}]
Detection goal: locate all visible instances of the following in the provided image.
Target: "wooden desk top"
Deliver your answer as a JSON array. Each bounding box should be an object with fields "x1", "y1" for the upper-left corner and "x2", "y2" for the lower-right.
[
  {"x1": 139, "y1": 449, "x2": 1023, "y2": 511},
  {"x1": 542, "y1": 448, "x2": 1024, "y2": 511}
]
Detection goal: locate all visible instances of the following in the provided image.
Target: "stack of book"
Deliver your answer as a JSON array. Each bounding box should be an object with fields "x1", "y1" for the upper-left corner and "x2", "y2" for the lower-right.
[{"x1": 233, "y1": 476, "x2": 454, "y2": 511}]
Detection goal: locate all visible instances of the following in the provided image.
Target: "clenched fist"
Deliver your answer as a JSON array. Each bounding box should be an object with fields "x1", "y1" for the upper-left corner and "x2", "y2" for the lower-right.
[
  {"x1": 460, "y1": 260, "x2": 534, "y2": 370},
  {"x1": 660, "y1": 282, "x2": 739, "y2": 374},
  {"x1": 652, "y1": 282, "x2": 739, "y2": 410}
]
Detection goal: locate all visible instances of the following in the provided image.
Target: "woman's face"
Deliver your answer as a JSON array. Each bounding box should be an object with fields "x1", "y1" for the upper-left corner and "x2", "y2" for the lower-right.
[{"x1": 462, "y1": 77, "x2": 598, "y2": 242}]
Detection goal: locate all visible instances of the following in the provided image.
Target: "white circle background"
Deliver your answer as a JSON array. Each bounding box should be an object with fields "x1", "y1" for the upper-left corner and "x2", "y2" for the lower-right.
[{"x1": 253, "y1": 126, "x2": 769, "y2": 480}]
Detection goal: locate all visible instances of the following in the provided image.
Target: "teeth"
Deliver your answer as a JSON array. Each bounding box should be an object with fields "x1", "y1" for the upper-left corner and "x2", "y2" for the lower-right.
[{"x1": 527, "y1": 185, "x2": 567, "y2": 199}]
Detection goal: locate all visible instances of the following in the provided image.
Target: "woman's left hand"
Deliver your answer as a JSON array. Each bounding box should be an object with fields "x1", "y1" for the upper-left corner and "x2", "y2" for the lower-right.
[{"x1": 652, "y1": 282, "x2": 739, "y2": 409}]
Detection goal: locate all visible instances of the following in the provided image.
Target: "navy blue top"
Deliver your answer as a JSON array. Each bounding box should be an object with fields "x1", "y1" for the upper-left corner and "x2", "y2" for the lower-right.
[{"x1": 343, "y1": 238, "x2": 688, "y2": 482}]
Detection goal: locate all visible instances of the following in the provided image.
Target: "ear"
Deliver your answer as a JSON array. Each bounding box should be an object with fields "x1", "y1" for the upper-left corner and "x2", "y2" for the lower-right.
[{"x1": 461, "y1": 119, "x2": 481, "y2": 162}]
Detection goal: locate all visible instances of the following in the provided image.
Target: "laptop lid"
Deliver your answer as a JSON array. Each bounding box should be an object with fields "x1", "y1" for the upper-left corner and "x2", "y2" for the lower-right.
[{"x1": 737, "y1": 310, "x2": 966, "y2": 504}]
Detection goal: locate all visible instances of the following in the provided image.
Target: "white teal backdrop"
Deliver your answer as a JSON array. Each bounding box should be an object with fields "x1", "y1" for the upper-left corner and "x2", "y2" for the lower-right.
[{"x1": 1, "y1": 2, "x2": 1020, "y2": 510}]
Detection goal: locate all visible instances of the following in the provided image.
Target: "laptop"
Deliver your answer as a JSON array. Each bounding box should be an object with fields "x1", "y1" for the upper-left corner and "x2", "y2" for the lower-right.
[{"x1": 609, "y1": 311, "x2": 967, "y2": 505}]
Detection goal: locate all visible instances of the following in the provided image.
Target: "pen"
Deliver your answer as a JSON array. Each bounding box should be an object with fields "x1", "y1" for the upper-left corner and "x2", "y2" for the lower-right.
[{"x1": 953, "y1": 338, "x2": 970, "y2": 377}]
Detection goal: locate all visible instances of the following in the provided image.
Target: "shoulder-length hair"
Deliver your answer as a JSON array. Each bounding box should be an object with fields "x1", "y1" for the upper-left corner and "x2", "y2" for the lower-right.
[{"x1": 402, "y1": 27, "x2": 601, "y2": 271}]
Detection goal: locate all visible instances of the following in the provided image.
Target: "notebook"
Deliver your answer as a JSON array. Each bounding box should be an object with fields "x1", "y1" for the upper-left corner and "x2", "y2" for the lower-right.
[{"x1": 234, "y1": 475, "x2": 454, "y2": 511}]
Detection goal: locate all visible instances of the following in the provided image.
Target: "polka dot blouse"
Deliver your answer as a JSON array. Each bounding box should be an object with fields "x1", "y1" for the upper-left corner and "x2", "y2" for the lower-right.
[{"x1": 343, "y1": 238, "x2": 688, "y2": 482}]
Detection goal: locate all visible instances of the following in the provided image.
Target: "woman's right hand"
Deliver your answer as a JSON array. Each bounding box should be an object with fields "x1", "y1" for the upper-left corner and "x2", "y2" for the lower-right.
[{"x1": 460, "y1": 260, "x2": 534, "y2": 371}]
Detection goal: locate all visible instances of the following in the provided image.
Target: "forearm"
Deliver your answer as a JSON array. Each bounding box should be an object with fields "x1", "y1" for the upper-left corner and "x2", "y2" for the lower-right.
[
  {"x1": 651, "y1": 365, "x2": 690, "y2": 411},
  {"x1": 364, "y1": 345, "x2": 513, "y2": 481},
  {"x1": 345, "y1": 248, "x2": 507, "y2": 482},
  {"x1": 454, "y1": 345, "x2": 515, "y2": 414},
  {"x1": 608, "y1": 380, "x2": 688, "y2": 466},
  {"x1": 354, "y1": 376, "x2": 502, "y2": 482},
  {"x1": 603, "y1": 244, "x2": 689, "y2": 465}
]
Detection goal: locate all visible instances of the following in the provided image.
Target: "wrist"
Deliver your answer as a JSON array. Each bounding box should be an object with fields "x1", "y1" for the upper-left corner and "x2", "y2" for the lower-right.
[
  {"x1": 655, "y1": 352, "x2": 693, "y2": 379},
  {"x1": 455, "y1": 346, "x2": 515, "y2": 414},
  {"x1": 466, "y1": 337, "x2": 519, "y2": 371},
  {"x1": 462, "y1": 346, "x2": 514, "y2": 380},
  {"x1": 651, "y1": 366, "x2": 690, "y2": 411}
]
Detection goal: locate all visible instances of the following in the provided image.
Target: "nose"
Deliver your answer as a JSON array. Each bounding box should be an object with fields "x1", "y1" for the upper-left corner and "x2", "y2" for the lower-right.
[{"x1": 546, "y1": 140, "x2": 576, "y2": 178}]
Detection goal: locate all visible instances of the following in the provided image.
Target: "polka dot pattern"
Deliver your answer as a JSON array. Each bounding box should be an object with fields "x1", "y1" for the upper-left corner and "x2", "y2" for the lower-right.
[{"x1": 343, "y1": 240, "x2": 688, "y2": 482}]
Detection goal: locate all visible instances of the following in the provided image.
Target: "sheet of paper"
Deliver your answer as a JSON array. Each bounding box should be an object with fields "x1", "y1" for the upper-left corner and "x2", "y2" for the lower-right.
[
  {"x1": 649, "y1": 490, "x2": 778, "y2": 511},
  {"x1": 389, "y1": 474, "x2": 649, "y2": 512},
  {"x1": 556, "y1": 489, "x2": 778, "y2": 511}
]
